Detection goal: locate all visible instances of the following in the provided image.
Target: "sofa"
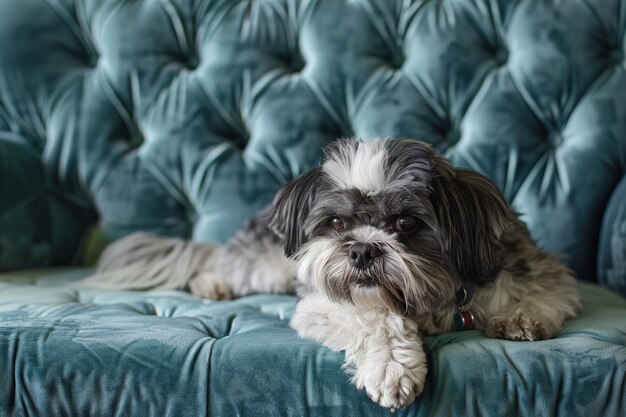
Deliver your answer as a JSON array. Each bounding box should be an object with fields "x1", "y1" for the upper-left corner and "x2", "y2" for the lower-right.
[{"x1": 1, "y1": 0, "x2": 625, "y2": 416}]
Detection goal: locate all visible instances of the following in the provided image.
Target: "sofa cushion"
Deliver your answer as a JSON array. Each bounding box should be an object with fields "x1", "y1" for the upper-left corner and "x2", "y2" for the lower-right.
[
  {"x1": 599, "y1": 175, "x2": 626, "y2": 296},
  {"x1": 2, "y1": 0, "x2": 626, "y2": 283},
  {"x1": 1, "y1": 269, "x2": 624, "y2": 416}
]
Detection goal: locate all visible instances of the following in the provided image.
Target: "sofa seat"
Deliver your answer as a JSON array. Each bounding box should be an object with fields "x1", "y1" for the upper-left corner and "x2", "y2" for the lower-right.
[{"x1": 1, "y1": 269, "x2": 624, "y2": 417}]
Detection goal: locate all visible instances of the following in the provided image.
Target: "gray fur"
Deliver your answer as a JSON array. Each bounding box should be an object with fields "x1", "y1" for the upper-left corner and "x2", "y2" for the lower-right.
[
  {"x1": 80, "y1": 233, "x2": 216, "y2": 291},
  {"x1": 206, "y1": 205, "x2": 295, "y2": 296},
  {"x1": 89, "y1": 137, "x2": 580, "y2": 409},
  {"x1": 90, "y1": 137, "x2": 580, "y2": 336},
  {"x1": 192, "y1": 138, "x2": 581, "y2": 410}
]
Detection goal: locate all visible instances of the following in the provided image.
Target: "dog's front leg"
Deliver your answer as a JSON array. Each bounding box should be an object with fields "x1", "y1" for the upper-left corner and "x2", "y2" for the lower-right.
[{"x1": 291, "y1": 293, "x2": 427, "y2": 409}]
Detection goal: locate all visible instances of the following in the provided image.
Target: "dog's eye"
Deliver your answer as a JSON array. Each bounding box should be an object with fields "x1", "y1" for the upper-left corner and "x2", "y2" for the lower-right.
[
  {"x1": 393, "y1": 216, "x2": 418, "y2": 232},
  {"x1": 330, "y1": 217, "x2": 345, "y2": 231}
]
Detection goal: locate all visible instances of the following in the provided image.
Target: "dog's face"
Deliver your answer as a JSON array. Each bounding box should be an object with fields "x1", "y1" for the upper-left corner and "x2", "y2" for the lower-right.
[{"x1": 271, "y1": 139, "x2": 512, "y2": 316}]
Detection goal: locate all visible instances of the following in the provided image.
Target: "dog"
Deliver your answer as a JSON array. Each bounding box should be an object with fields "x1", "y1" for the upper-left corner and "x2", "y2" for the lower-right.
[{"x1": 100, "y1": 138, "x2": 581, "y2": 409}]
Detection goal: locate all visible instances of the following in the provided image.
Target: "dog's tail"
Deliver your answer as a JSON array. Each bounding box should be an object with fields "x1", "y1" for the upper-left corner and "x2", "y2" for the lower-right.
[{"x1": 77, "y1": 233, "x2": 217, "y2": 291}]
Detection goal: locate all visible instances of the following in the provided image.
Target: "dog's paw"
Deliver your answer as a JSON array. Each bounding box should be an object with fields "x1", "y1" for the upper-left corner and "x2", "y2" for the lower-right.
[
  {"x1": 353, "y1": 355, "x2": 427, "y2": 410},
  {"x1": 485, "y1": 308, "x2": 549, "y2": 341},
  {"x1": 369, "y1": 367, "x2": 424, "y2": 410},
  {"x1": 188, "y1": 273, "x2": 233, "y2": 300}
]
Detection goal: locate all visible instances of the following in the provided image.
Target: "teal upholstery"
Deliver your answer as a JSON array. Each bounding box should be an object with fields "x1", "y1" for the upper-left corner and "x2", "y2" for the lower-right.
[
  {"x1": 1, "y1": 0, "x2": 626, "y2": 285},
  {"x1": 1, "y1": 0, "x2": 626, "y2": 416},
  {"x1": 1, "y1": 270, "x2": 625, "y2": 417},
  {"x1": 599, "y1": 176, "x2": 626, "y2": 295}
]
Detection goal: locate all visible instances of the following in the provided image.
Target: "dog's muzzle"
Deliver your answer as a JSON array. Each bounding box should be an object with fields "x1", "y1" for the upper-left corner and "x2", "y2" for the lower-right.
[{"x1": 349, "y1": 243, "x2": 382, "y2": 270}]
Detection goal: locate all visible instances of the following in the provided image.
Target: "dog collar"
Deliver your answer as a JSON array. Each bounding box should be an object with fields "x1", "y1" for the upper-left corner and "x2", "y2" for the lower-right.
[{"x1": 453, "y1": 283, "x2": 475, "y2": 331}]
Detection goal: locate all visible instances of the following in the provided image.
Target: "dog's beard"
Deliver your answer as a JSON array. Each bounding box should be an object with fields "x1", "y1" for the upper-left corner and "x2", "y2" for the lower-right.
[{"x1": 295, "y1": 235, "x2": 457, "y2": 316}]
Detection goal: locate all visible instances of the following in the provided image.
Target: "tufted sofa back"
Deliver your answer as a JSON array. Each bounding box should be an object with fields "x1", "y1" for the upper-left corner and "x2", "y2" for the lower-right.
[{"x1": 1, "y1": 0, "x2": 626, "y2": 288}]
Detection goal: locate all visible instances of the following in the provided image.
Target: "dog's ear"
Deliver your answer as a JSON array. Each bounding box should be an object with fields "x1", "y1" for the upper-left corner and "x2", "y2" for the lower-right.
[
  {"x1": 434, "y1": 166, "x2": 513, "y2": 284},
  {"x1": 270, "y1": 167, "x2": 323, "y2": 258}
]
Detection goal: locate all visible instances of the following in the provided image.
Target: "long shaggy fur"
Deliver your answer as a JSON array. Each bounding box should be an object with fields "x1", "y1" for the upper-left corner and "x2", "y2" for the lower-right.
[
  {"x1": 80, "y1": 233, "x2": 216, "y2": 290},
  {"x1": 91, "y1": 138, "x2": 581, "y2": 410}
]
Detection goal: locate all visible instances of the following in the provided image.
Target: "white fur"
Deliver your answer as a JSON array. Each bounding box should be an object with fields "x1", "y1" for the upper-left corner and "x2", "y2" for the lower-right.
[
  {"x1": 291, "y1": 292, "x2": 428, "y2": 410},
  {"x1": 323, "y1": 140, "x2": 388, "y2": 195},
  {"x1": 79, "y1": 233, "x2": 216, "y2": 291},
  {"x1": 295, "y1": 224, "x2": 455, "y2": 316},
  {"x1": 188, "y1": 243, "x2": 295, "y2": 298},
  {"x1": 87, "y1": 140, "x2": 582, "y2": 411},
  {"x1": 292, "y1": 263, "x2": 580, "y2": 409},
  {"x1": 351, "y1": 225, "x2": 395, "y2": 244},
  {"x1": 188, "y1": 271, "x2": 234, "y2": 300},
  {"x1": 296, "y1": 236, "x2": 345, "y2": 298},
  {"x1": 231, "y1": 243, "x2": 295, "y2": 295}
]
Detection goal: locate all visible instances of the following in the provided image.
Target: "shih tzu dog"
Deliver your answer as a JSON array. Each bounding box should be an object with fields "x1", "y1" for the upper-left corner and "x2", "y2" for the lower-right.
[
  {"x1": 184, "y1": 138, "x2": 581, "y2": 409},
  {"x1": 94, "y1": 138, "x2": 581, "y2": 410}
]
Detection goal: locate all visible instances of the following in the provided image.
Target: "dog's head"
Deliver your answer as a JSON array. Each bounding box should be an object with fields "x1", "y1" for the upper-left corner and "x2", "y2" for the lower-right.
[{"x1": 270, "y1": 138, "x2": 512, "y2": 315}]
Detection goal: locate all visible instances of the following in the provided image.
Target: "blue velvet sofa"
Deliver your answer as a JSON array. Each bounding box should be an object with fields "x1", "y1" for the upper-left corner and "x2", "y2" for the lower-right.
[{"x1": 1, "y1": 0, "x2": 626, "y2": 416}]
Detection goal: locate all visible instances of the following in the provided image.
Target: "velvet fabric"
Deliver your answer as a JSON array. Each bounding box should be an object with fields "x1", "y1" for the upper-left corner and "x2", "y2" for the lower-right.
[
  {"x1": 2, "y1": 1, "x2": 626, "y2": 416},
  {"x1": 1, "y1": 269, "x2": 625, "y2": 417},
  {"x1": 1, "y1": 0, "x2": 626, "y2": 286},
  {"x1": 599, "y1": 176, "x2": 626, "y2": 295}
]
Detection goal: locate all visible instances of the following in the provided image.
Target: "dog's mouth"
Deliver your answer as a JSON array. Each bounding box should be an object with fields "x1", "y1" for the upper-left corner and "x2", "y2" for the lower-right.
[
  {"x1": 352, "y1": 276, "x2": 378, "y2": 287},
  {"x1": 345, "y1": 260, "x2": 384, "y2": 288}
]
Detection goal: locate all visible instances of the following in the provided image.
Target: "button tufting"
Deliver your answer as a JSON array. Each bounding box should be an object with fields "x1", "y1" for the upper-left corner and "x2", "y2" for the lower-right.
[
  {"x1": 283, "y1": 53, "x2": 305, "y2": 73},
  {"x1": 88, "y1": 54, "x2": 99, "y2": 68},
  {"x1": 186, "y1": 54, "x2": 200, "y2": 71},
  {"x1": 494, "y1": 48, "x2": 509, "y2": 66},
  {"x1": 187, "y1": 210, "x2": 198, "y2": 227},
  {"x1": 547, "y1": 131, "x2": 564, "y2": 148},
  {"x1": 229, "y1": 134, "x2": 249, "y2": 150},
  {"x1": 1, "y1": 0, "x2": 620, "y2": 281},
  {"x1": 445, "y1": 128, "x2": 461, "y2": 145},
  {"x1": 126, "y1": 125, "x2": 144, "y2": 150},
  {"x1": 389, "y1": 50, "x2": 404, "y2": 70},
  {"x1": 608, "y1": 48, "x2": 624, "y2": 65}
]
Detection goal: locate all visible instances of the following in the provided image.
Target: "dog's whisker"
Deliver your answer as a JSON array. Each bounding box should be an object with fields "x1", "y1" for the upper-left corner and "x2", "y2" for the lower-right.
[{"x1": 178, "y1": 138, "x2": 582, "y2": 409}]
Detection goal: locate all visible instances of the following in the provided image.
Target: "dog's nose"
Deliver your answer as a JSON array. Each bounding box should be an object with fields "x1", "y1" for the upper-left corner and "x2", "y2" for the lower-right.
[{"x1": 349, "y1": 243, "x2": 381, "y2": 269}]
